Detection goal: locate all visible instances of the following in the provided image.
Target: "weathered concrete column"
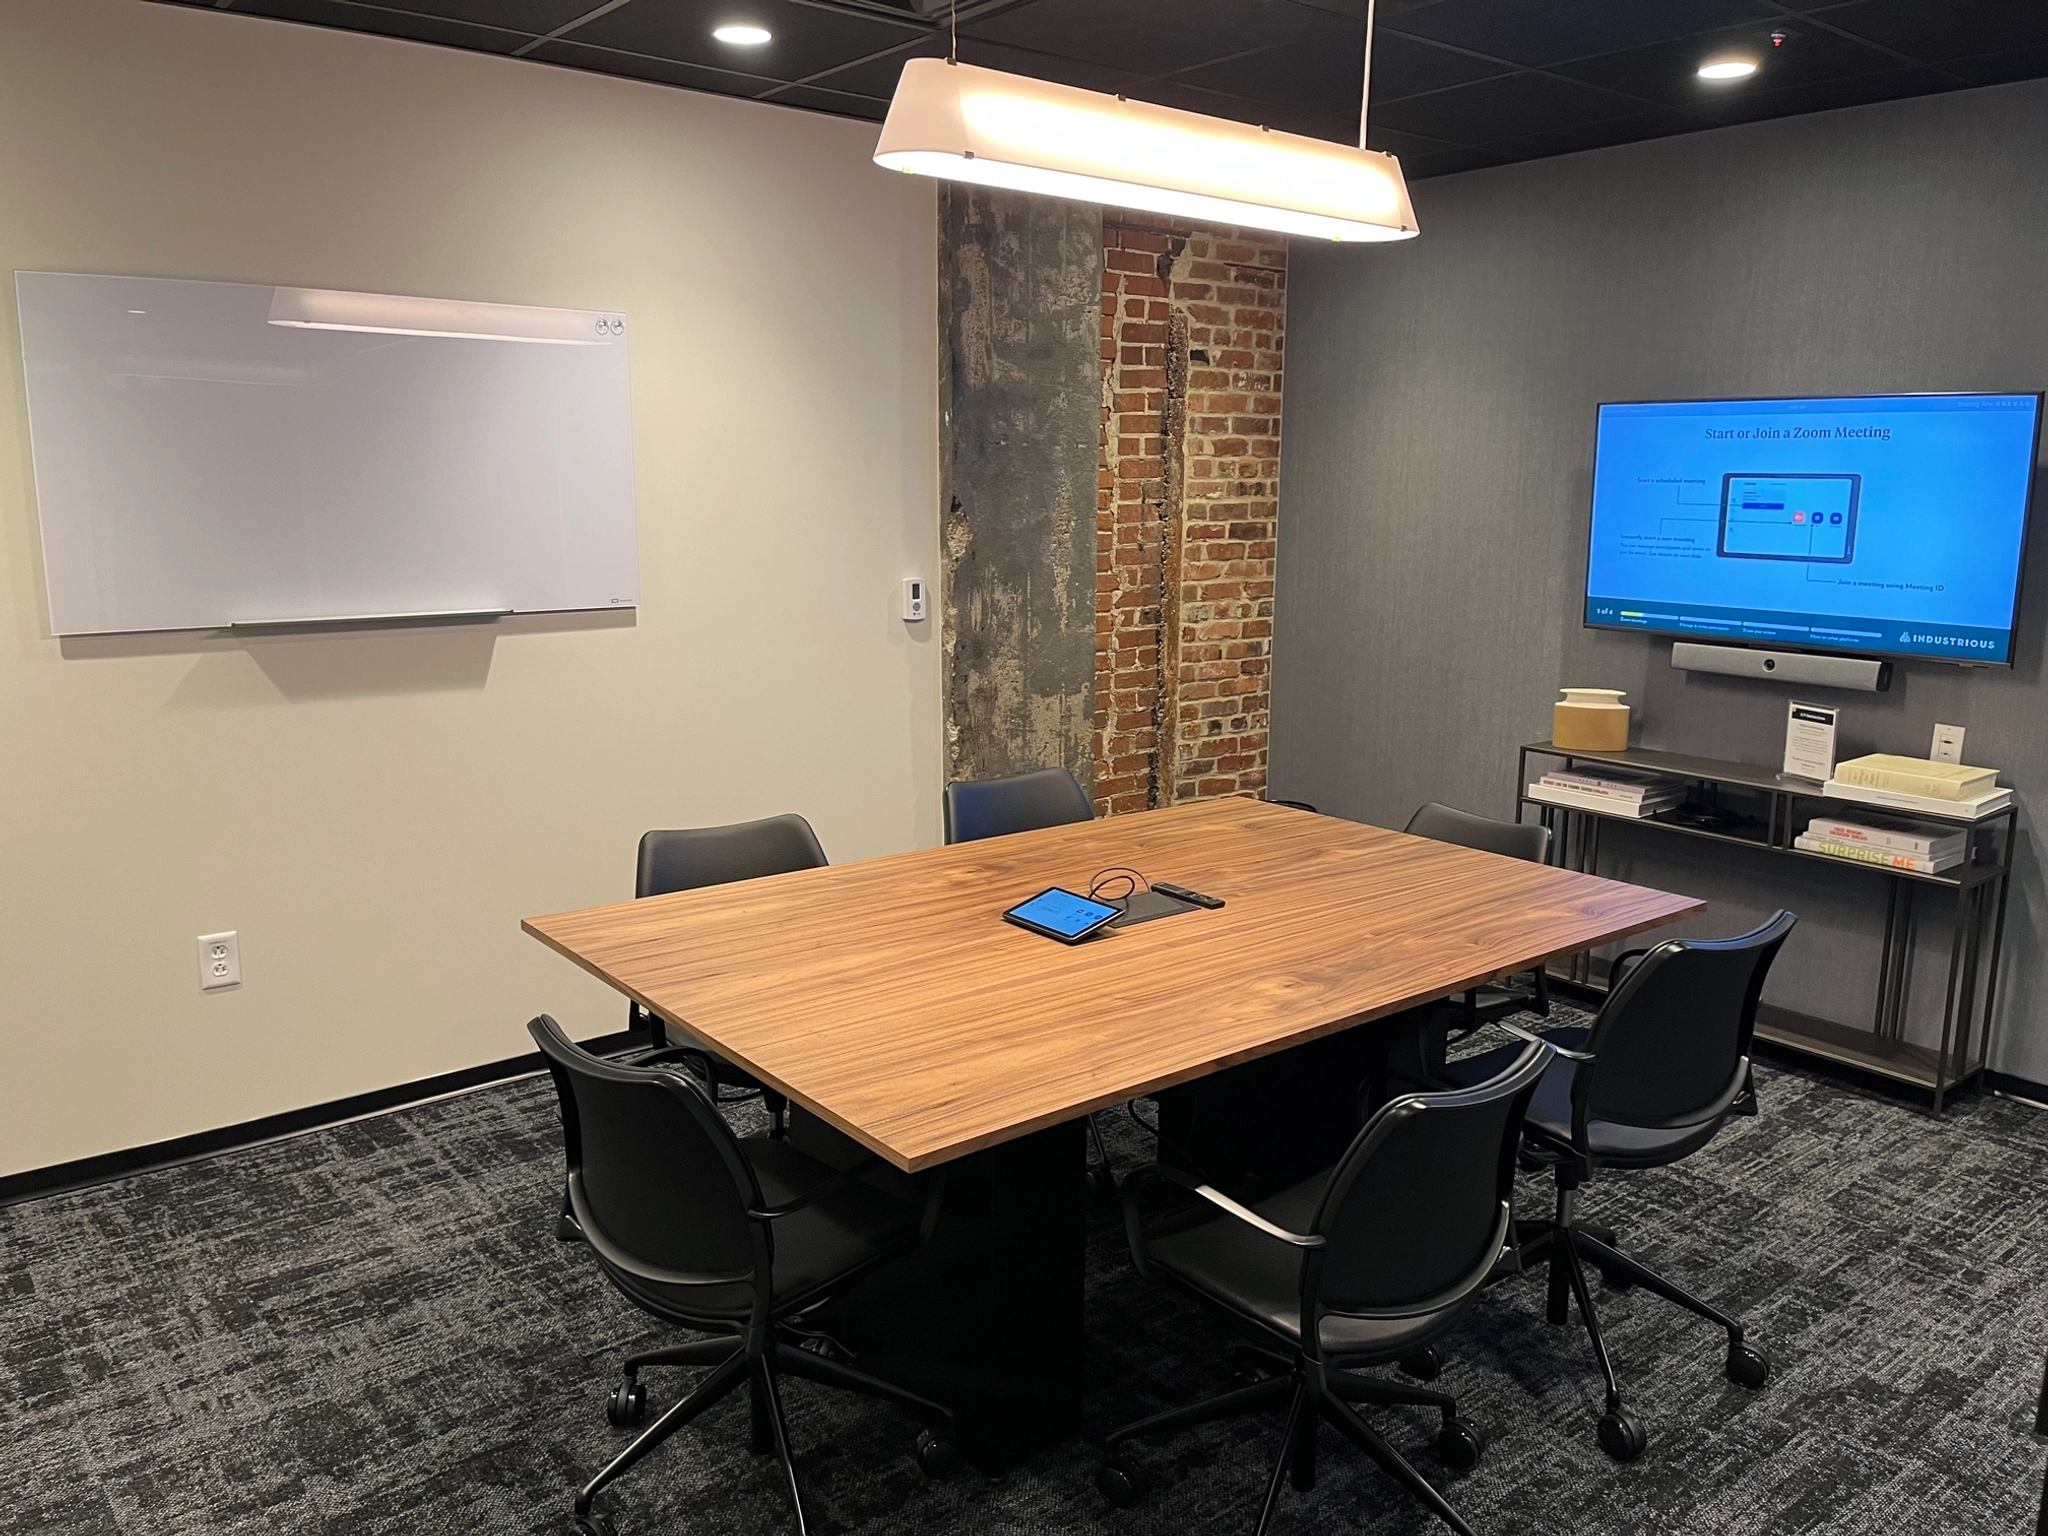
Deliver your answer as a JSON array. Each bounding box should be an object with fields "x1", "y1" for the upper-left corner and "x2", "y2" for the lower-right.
[{"x1": 939, "y1": 186, "x2": 1103, "y2": 791}]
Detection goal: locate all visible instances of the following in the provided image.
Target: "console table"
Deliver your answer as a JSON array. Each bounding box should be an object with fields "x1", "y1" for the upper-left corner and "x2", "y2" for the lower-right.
[{"x1": 1516, "y1": 741, "x2": 2017, "y2": 1113}]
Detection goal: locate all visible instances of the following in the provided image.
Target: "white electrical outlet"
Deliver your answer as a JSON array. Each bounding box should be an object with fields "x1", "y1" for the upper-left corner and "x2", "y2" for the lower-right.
[
  {"x1": 901, "y1": 577, "x2": 928, "y2": 622},
  {"x1": 198, "y1": 931, "x2": 240, "y2": 991},
  {"x1": 1930, "y1": 723, "x2": 1966, "y2": 765}
]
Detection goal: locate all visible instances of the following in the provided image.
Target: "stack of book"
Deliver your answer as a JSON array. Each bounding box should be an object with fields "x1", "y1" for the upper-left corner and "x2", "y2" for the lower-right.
[
  {"x1": 1794, "y1": 813, "x2": 1968, "y2": 874},
  {"x1": 1525, "y1": 767, "x2": 1685, "y2": 819},
  {"x1": 1821, "y1": 753, "x2": 2011, "y2": 819}
]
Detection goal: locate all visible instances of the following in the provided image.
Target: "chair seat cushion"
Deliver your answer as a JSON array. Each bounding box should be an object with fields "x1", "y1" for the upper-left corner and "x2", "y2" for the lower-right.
[
  {"x1": 1144, "y1": 1177, "x2": 1460, "y2": 1363},
  {"x1": 1442, "y1": 1029, "x2": 1722, "y2": 1167},
  {"x1": 601, "y1": 1137, "x2": 921, "y2": 1326}
]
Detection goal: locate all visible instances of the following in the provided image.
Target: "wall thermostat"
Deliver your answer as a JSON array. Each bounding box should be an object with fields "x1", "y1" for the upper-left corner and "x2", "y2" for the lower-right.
[{"x1": 902, "y1": 577, "x2": 928, "y2": 622}]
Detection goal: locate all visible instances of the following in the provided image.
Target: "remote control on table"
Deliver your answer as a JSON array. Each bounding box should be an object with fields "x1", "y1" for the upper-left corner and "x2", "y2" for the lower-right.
[{"x1": 1152, "y1": 881, "x2": 1224, "y2": 909}]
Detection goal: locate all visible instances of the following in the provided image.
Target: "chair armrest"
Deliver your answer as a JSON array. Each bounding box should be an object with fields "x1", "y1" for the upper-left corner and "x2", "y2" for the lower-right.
[
  {"x1": 1608, "y1": 949, "x2": 1650, "y2": 989},
  {"x1": 1118, "y1": 1164, "x2": 1324, "y2": 1280},
  {"x1": 1494, "y1": 1019, "x2": 1595, "y2": 1063},
  {"x1": 619, "y1": 1044, "x2": 709, "y2": 1070},
  {"x1": 747, "y1": 1153, "x2": 885, "y2": 1221}
]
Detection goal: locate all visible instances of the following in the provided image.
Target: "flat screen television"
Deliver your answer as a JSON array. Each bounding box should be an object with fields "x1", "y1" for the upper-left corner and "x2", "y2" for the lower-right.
[{"x1": 1583, "y1": 392, "x2": 2043, "y2": 665}]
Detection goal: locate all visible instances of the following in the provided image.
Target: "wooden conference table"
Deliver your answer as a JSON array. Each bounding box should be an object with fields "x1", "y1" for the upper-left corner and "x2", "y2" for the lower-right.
[{"x1": 524, "y1": 797, "x2": 1701, "y2": 1467}]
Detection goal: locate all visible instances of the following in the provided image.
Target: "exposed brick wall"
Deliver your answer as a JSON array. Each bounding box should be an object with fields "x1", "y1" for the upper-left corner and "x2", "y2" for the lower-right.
[{"x1": 1093, "y1": 218, "x2": 1285, "y2": 816}]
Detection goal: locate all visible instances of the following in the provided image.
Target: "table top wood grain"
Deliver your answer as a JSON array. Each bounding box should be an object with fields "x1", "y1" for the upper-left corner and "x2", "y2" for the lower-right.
[{"x1": 523, "y1": 798, "x2": 1703, "y2": 1172}]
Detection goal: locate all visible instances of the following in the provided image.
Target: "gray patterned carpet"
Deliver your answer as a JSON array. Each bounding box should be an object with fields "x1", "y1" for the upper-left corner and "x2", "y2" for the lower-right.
[{"x1": 4, "y1": 1014, "x2": 2045, "y2": 1536}]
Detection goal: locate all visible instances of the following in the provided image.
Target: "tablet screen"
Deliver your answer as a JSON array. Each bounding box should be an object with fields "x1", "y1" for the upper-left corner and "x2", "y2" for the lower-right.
[{"x1": 1007, "y1": 887, "x2": 1120, "y2": 939}]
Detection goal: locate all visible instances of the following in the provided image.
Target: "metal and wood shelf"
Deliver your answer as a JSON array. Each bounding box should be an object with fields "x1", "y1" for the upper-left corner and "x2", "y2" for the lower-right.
[{"x1": 1516, "y1": 740, "x2": 2016, "y2": 1113}]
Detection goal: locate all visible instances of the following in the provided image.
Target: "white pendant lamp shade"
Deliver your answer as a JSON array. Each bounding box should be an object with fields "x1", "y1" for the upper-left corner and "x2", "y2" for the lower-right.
[{"x1": 875, "y1": 59, "x2": 1417, "y2": 243}]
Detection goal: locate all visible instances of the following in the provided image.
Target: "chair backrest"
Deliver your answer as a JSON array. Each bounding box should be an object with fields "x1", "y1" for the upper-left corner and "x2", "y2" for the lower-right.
[
  {"x1": 1578, "y1": 910, "x2": 1796, "y2": 1134},
  {"x1": 1404, "y1": 801, "x2": 1551, "y2": 863},
  {"x1": 529, "y1": 1014, "x2": 766, "y2": 1294},
  {"x1": 943, "y1": 767, "x2": 1095, "y2": 844},
  {"x1": 1306, "y1": 1040, "x2": 1551, "y2": 1332},
  {"x1": 636, "y1": 813, "x2": 828, "y2": 899}
]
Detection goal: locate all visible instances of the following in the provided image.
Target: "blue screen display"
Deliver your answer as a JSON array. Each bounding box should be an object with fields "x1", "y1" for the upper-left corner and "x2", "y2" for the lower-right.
[
  {"x1": 1007, "y1": 888, "x2": 1120, "y2": 938},
  {"x1": 1585, "y1": 394, "x2": 2041, "y2": 664}
]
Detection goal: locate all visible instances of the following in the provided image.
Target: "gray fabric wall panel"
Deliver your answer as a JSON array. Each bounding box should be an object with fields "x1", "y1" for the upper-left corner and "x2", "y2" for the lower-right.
[{"x1": 1273, "y1": 77, "x2": 2048, "y2": 1081}]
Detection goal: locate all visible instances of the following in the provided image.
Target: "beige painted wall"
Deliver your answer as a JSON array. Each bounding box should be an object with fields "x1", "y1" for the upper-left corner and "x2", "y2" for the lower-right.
[{"x1": 0, "y1": 0, "x2": 942, "y2": 1178}]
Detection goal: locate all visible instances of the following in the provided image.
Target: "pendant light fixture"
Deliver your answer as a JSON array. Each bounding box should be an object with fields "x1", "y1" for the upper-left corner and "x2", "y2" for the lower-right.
[{"x1": 873, "y1": 0, "x2": 1415, "y2": 242}]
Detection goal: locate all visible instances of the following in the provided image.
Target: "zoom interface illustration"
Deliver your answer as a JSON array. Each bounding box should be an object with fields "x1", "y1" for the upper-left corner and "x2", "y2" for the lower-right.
[{"x1": 1717, "y1": 473, "x2": 1860, "y2": 563}]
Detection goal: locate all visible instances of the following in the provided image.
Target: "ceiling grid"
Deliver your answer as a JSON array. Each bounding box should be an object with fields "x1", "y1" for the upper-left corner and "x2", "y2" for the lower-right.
[{"x1": 175, "y1": 0, "x2": 2048, "y2": 178}]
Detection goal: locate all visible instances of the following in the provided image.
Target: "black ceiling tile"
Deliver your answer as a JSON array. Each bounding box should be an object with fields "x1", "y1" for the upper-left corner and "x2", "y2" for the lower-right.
[
  {"x1": 1366, "y1": 30, "x2": 1519, "y2": 100},
  {"x1": 1478, "y1": 107, "x2": 1708, "y2": 162},
  {"x1": 1810, "y1": 0, "x2": 2048, "y2": 65},
  {"x1": 1369, "y1": 69, "x2": 1645, "y2": 143},
  {"x1": 755, "y1": 82, "x2": 893, "y2": 120},
  {"x1": 526, "y1": 37, "x2": 775, "y2": 94},
  {"x1": 567, "y1": 0, "x2": 922, "y2": 83},
  {"x1": 218, "y1": 0, "x2": 528, "y2": 51},
  {"x1": 1697, "y1": 64, "x2": 1959, "y2": 125},
  {"x1": 1550, "y1": 20, "x2": 1899, "y2": 114},
  {"x1": 771, "y1": 36, "x2": 935, "y2": 99},
  {"x1": 950, "y1": 39, "x2": 1145, "y2": 94},
  {"x1": 351, "y1": 0, "x2": 592, "y2": 32},
  {"x1": 792, "y1": 35, "x2": 1143, "y2": 102},
  {"x1": 963, "y1": 0, "x2": 1333, "y2": 77},
  {"x1": 1382, "y1": 0, "x2": 1776, "y2": 69},
  {"x1": 1360, "y1": 123, "x2": 1462, "y2": 158},
  {"x1": 1116, "y1": 78, "x2": 1297, "y2": 130},
  {"x1": 1171, "y1": 20, "x2": 1368, "y2": 118},
  {"x1": 1943, "y1": 41, "x2": 2048, "y2": 87},
  {"x1": 1401, "y1": 143, "x2": 1514, "y2": 178}
]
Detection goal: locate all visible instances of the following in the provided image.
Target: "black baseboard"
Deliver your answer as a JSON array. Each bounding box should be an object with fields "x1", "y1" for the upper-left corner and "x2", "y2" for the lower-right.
[{"x1": 0, "y1": 1028, "x2": 642, "y2": 1210}]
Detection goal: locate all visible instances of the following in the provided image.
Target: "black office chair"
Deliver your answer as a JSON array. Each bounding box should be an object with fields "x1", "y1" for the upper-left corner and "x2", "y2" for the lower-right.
[
  {"x1": 1441, "y1": 910, "x2": 1795, "y2": 1461},
  {"x1": 2036, "y1": 1352, "x2": 2047, "y2": 1536},
  {"x1": 530, "y1": 1015, "x2": 957, "y2": 1536},
  {"x1": 942, "y1": 765, "x2": 1095, "y2": 844},
  {"x1": 1405, "y1": 802, "x2": 1555, "y2": 1039},
  {"x1": 1100, "y1": 1040, "x2": 1555, "y2": 1536},
  {"x1": 2031, "y1": 1359, "x2": 2048, "y2": 1536},
  {"x1": 631, "y1": 814, "x2": 830, "y2": 1137},
  {"x1": 942, "y1": 767, "x2": 1120, "y2": 1190}
]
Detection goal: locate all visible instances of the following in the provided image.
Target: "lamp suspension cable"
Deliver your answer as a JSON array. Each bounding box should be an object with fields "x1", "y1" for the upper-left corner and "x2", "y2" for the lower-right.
[
  {"x1": 949, "y1": 0, "x2": 957, "y2": 65},
  {"x1": 1357, "y1": 0, "x2": 1375, "y2": 148}
]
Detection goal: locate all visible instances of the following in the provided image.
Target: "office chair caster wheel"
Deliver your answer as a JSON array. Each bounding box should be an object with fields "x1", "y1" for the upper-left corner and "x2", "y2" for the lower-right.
[
  {"x1": 556, "y1": 1212, "x2": 584, "y2": 1243},
  {"x1": 914, "y1": 1429, "x2": 962, "y2": 1480},
  {"x1": 1090, "y1": 1164, "x2": 1118, "y2": 1195},
  {"x1": 1398, "y1": 1346, "x2": 1443, "y2": 1381},
  {"x1": 1595, "y1": 1263, "x2": 1634, "y2": 1292},
  {"x1": 1433, "y1": 1419, "x2": 1484, "y2": 1471},
  {"x1": 1096, "y1": 1455, "x2": 1147, "y2": 1507},
  {"x1": 606, "y1": 1380, "x2": 647, "y2": 1427},
  {"x1": 1597, "y1": 1409, "x2": 1647, "y2": 1462},
  {"x1": 574, "y1": 1517, "x2": 616, "y2": 1536},
  {"x1": 1726, "y1": 1342, "x2": 1770, "y2": 1389}
]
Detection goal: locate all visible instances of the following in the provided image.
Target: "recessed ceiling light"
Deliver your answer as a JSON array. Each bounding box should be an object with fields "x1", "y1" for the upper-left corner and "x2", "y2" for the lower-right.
[
  {"x1": 712, "y1": 24, "x2": 771, "y2": 45},
  {"x1": 1698, "y1": 56, "x2": 1759, "y2": 81}
]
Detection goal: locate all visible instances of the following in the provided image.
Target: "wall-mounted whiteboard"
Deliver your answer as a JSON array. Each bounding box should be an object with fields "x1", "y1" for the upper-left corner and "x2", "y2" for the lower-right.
[{"x1": 16, "y1": 272, "x2": 638, "y2": 636}]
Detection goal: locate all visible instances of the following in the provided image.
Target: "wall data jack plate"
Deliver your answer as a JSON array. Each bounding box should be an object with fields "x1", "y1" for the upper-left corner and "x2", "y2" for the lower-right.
[
  {"x1": 198, "y1": 931, "x2": 240, "y2": 991},
  {"x1": 902, "y1": 577, "x2": 928, "y2": 622}
]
